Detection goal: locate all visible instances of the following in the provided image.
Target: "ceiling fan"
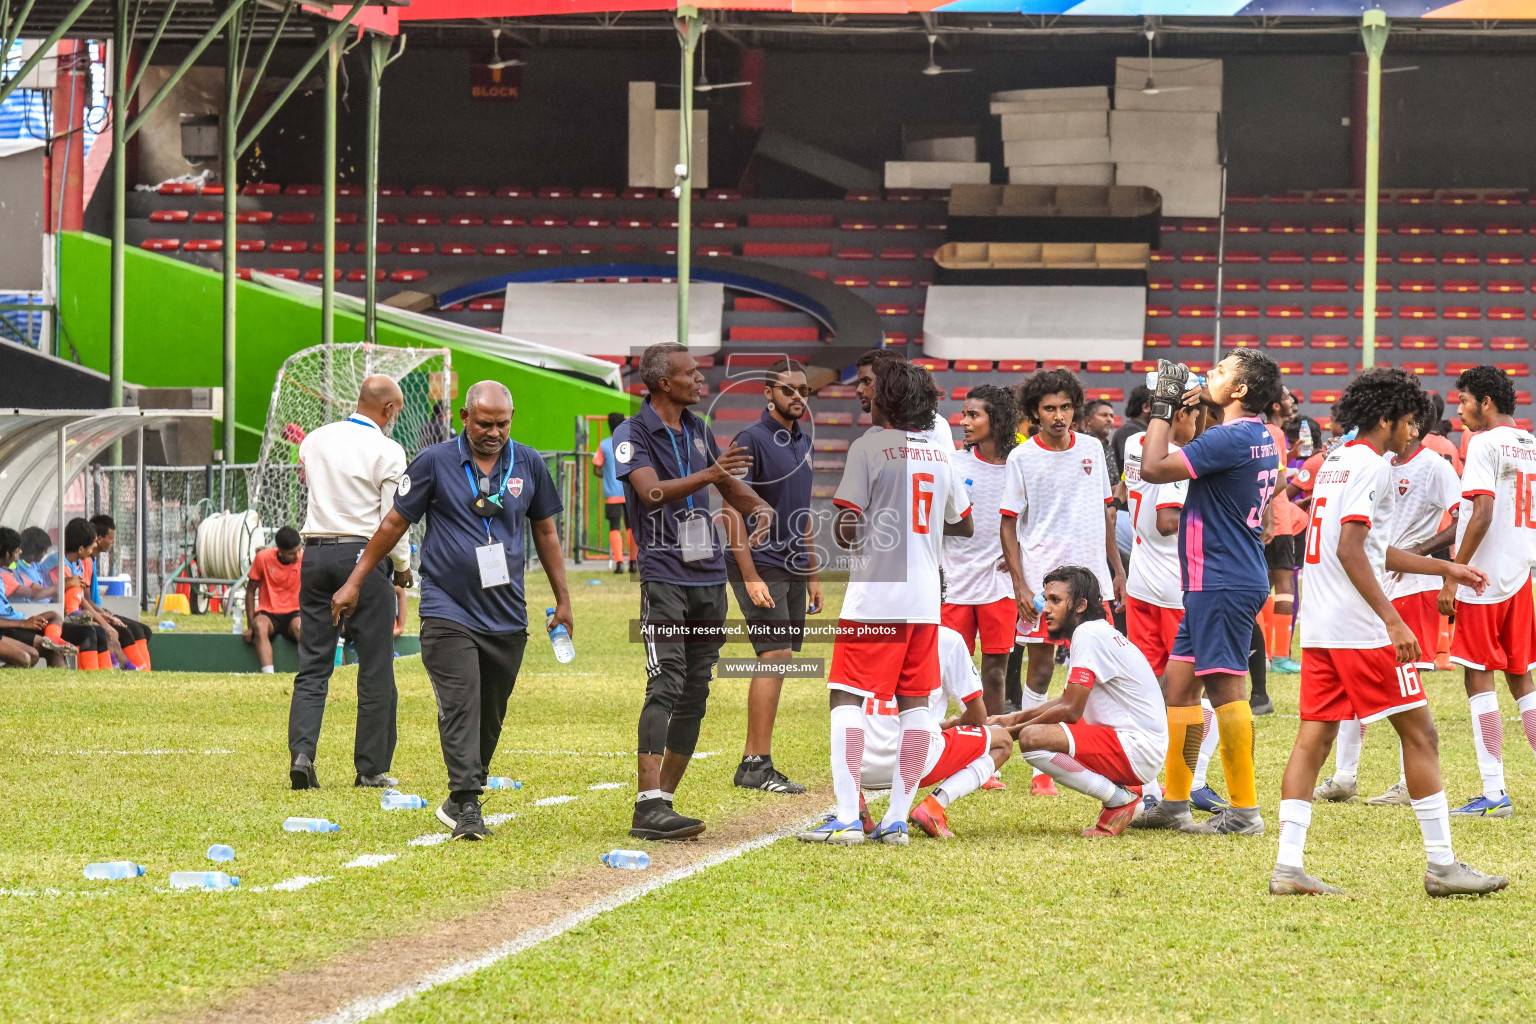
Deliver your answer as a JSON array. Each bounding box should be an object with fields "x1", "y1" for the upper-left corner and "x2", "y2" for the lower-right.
[
  {"x1": 487, "y1": 28, "x2": 524, "y2": 71},
  {"x1": 922, "y1": 34, "x2": 971, "y2": 76},
  {"x1": 660, "y1": 28, "x2": 752, "y2": 93},
  {"x1": 1137, "y1": 26, "x2": 1192, "y2": 95}
]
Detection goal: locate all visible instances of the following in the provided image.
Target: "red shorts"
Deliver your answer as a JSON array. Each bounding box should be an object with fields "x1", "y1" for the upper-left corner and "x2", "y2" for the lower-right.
[
  {"x1": 942, "y1": 598, "x2": 1016, "y2": 656},
  {"x1": 1451, "y1": 585, "x2": 1536, "y2": 674},
  {"x1": 828, "y1": 620, "x2": 938, "y2": 700},
  {"x1": 1391, "y1": 590, "x2": 1440, "y2": 671},
  {"x1": 919, "y1": 724, "x2": 990, "y2": 787},
  {"x1": 1300, "y1": 646, "x2": 1426, "y2": 724},
  {"x1": 1061, "y1": 722, "x2": 1142, "y2": 788},
  {"x1": 1126, "y1": 596, "x2": 1184, "y2": 676},
  {"x1": 1016, "y1": 600, "x2": 1115, "y2": 646}
]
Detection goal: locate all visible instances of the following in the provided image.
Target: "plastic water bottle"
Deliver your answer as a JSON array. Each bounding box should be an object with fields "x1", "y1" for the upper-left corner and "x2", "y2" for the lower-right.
[
  {"x1": 169, "y1": 871, "x2": 239, "y2": 890},
  {"x1": 206, "y1": 844, "x2": 235, "y2": 862},
  {"x1": 159, "y1": 620, "x2": 176, "y2": 631},
  {"x1": 282, "y1": 817, "x2": 340, "y2": 833},
  {"x1": 1033, "y1": 592, "x2": 1046, "y2": 614},
  {"x1": 229, "y1": 595, "x2": 244, "y2": 634},
  {"x1": 546, "y1": 608, "x2": 575, "y2": 664},
  {"x1": 333, "y1": 639, "x2": 345, "y2": 667},
  {"x1": 602, "y1": 850, "x2": 650, "y2": 870},
  {"x1": 381, "y1": 792, "x2": 428, "y2": 810},
  {"x1": 484, "y1": 777, "x2": 521, "y2": 790},
  {"x1": 83, "y1": 861, "x2": 144, "y2": 880},
  {"x1": 1297, "y1": 419, "x2": 1315, "y2": 457}
]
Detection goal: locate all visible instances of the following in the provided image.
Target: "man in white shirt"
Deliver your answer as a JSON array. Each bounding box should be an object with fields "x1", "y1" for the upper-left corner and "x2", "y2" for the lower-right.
[
  {"x1": 1274, "y1": 367, "x2": 1504, "y2": 898},
  {"x1": 799, "y1": 360, "x2": 972, "y2": 847},
  {"x1": 994, "y1": 565, "x2": 1167, "y2": 838},
  {"x1": 289, "y1": 375, "x2": 413, "y2": 791},
  {"x1": 1439, "y1": 364, "x2": 1536, "y2": 818}
]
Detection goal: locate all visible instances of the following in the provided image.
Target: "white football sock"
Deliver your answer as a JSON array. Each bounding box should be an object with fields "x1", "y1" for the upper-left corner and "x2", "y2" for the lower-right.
[
  {"x1": 1142, "y1": 777, "x2": 1163, "y2": 803},
  {"x1": 1516, "y1": 691, "x2": 1536, "y2": 759},
  {"x1": 1412, "y1": 790, "x2": 1456, "y2": 867},
  {"x1": 829, "y1": 703, "x2": 866, "y2": 824},
  {"x1": 260, "y1": 665, "x2": 275, "y2": 673},
  {"x1": 1335, "y1": 718, "x2": 1364, "y2": 782},
  {"x1": 1192, "y1": 698, "x2": 1218, "y2": 789},
  {"x1": 637, "y1": 789, "x2": 664, "y2": 803},
  {"x1": 659, "y1": 790, "x2": 675, "y2": 803},
  {"x1": 1020, "y1": 686, "x2": 1048, "y2": 779},
  {"x1": 1397, "y1": 743, "x2": 1407, "y2": 786},
  {"x1": 881, "y1": 708, "x2": 930, "y2": 828},
  {"x1": 1022, "y1": 748, "x2": 1127, "y2": 805},
  {"x1": 1276, "y1": 798, "x2": 1312, "y2": 869},
  {"x1": 933, "y1": 752, "x2": 995, "y2": 808},
  {"x1": 1468, "y1": 690, "x2": 1506, "y2": 799}
]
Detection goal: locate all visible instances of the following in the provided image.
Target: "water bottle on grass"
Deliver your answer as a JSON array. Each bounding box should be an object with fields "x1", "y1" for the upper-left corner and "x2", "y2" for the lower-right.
[
  {"x1": 84, "y1": 861, "x2": 144, "y2": 880},
  {"x1": 546, "y1": 608, "x2": 575, "y2": 664},
  {"x1": 602, "y1": 850, "x2": 650, "y2": 870},
  {"x1": 283, "y1": 817, "x2": 339, "y2": 833},
  {"x1": 381, "y1": 792, "x2": 428, "y2": 810},
  {"x1": 206, "y1": 844, "x2": 235, "y2": 862},
  {"x1": 485, "y1": 777, "x2": 521, "y2": 790},
  {"x1": 170, "y1": 871, "x2": 238, "y2": 890}
]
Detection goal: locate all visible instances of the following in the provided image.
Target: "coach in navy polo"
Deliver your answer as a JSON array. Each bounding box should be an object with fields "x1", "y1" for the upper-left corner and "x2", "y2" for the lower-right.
[
  {"x1": 613, "y1": 341, "x2": 773, "y2": 842},
  {"x1": 723, "y1": 357, "x2": 821, "y2": 796},
  {"x1": 332, "y1": 380, "x2": 571, "y2": 842}
]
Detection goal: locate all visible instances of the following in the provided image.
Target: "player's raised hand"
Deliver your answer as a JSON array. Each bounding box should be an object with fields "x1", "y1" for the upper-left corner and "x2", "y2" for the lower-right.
[
  {"x1": 1444, "y1": 563, "x2": 1489, "y2": 597},
  {"x1": 709, "y1": 444, "x2": 752, "y2": 484},
  {"x1": 1387, "y1": 617, "x2": 1421, "y2": 668}
]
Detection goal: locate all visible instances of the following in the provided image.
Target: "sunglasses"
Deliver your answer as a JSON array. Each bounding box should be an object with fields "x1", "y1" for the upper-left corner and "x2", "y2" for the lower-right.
[{"x1": 773, "y1": 384, "x2": 813, "y2": 399}]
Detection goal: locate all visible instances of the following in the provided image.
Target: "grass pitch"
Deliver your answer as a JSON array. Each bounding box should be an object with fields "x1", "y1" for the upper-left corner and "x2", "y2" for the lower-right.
[{"x1": 4, "y1": 571, "x2": 1535, "y2": 1023}]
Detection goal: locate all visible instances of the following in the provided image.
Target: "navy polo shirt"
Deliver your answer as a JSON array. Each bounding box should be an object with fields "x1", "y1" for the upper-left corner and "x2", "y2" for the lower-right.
[
  {"x1": 731, "y1": 409, "x2": 813, "y2": 572},
  {"x1": 394, "y1": 435, "x2": 561, "y2": 634},
  {"x1": 611, "y1": 399, "x2": 726, "y2": 585}
]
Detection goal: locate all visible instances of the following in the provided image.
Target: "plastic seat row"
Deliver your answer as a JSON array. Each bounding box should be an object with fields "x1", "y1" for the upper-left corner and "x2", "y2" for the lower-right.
[
  {"x1": 1155, "y1": 333, "x2": 1530, "y2": 352},
  {"x1": 1147, "y1": 303, "x2": 1536, "y2": 320},
  {"x1": 1187, "y1": 221, "x2": 1536, "y2": 237},
  {"x1": 1226, "y1": 190, "x2": 1528, "y2": 206},
  {"x1": 1155, "y1": 250, "x2": 1535, "y2": 266},
  {"x1": 1153, "y1": 278, "x2": 1532, "y2": 294}
]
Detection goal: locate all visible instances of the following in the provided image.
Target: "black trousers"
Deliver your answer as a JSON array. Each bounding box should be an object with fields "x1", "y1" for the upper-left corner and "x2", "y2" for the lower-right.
[
  {"x1": 419, "y1": 617, "x2": 528, "y2": 802},
  {"x1": 108, "y1": 617, "x2": 150, "y2": 647},
  {"x1": 289, "y1": 540, "x2": 398, "y2": 776},
  {"x1": 638, "y1": 581, "x2": 727, "y2": 757}
]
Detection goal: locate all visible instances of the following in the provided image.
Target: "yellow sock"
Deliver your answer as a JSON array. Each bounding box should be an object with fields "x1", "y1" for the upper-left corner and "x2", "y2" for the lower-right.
[
  {"x1": 1164, "y1": 705, "x2": 1204, "y2": 801},
  {"x1": 1215, "y1": 700, "x2": 1257, "y2": 809}
]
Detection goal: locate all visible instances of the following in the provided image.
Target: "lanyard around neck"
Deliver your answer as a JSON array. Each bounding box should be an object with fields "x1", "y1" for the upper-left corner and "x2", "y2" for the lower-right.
[
  {"x1": 664, "y1": 421, "x2": 695, "y2": 513},
  {"x1": 347, "y1": 415, "x2": 377, "y2": 430},
  {"x1": 462, "y1": 443, "x2": 515, "y2": 540}
]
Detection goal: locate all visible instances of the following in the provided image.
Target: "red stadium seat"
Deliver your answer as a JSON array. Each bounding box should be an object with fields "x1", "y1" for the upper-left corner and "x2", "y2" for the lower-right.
[
  {"x1": 1485, "y1": 223, "x2": 1523, "y2": 236},
  {"x1": 1225, "y1": 250, "x2": 1262, "y2": 264},
  {"x1": 398, "y1": 242, "x2": 435, "y2": 255},
  {"x1": 1266, "y1": 305, "x2": 1306, "y2": 319},
  {"x1": 1442, "y1": 306, "x2": 1484, "y2": 320},
  {"x1": 410, "y1": 185, "x2": 447, "y2": 197},
  {"x1": 743, "y1": 242, "x2": 831, "y2": 257},
  {"x1": 447, "y1": 215, "x2": 483, "y2": 227},
  {"x1": 1310, "y1": 306, "x2": 1350, "y2": 320},
  {"x1": 375, "y1": 213, "x2": 398, "y2": 225},
  {"x1": 1179, "y1": 278, "x2": 1216, "y2": 291},
  {"x1": 276, "y1": 212, "x2": 314, "y2": 225},
  {"x1": 1311, "y1": 389, "x2": 1343, "y2": 403},
  {"x1": 1398, "y1": 306, "x2": 1439, "y2": 320},
  {"x1": 345, "y1": 270, "x2": 386, "y2": 282},
  {"x1": 1150, "y1": 250, "x2": 1176, "y2": 263},
  {"x1": 1310, "y1": 222, "x2": 1350, "y2": 235},
  {"x1": 1145, "y1": 305, "x2": 1172, "y2": 318},
  {"x1": 1488, "y1": 280, "x2": 1526, "y2": 294},
  {"x1": 955, "y1": 359, "x2": 995, "y2": 372},
  {"x1": 1178, "y1": 304, "x2": 1216, "y2": 318},
  {"x1": 1085, "y1": 387, "x2": 1125, "y2": 402},
  {"x1": 158, "y1": 181, "x2": 199, "y2": 195},
  {"x1": 832, "y1": 275, "x2": 870, "y2": 288},
  {"x1": 390, "y1": 270, "x2": 428, "y2": 283},
  {"x1": 1488, "y1": 307, "x2": 1527, "y2": 321},
  {"x1": 150, "y1": 210, "x2": 188, "y2": 223},
  {"x1": 1445, "y1": 336, "x2": 1484, "y2": 350},
  {"x1": 1499, "y1": 363, "x2": 1531, "y2": 377},
  {"x1": 1487, "y1": 253, "x2": 1525, "y2": 265},
  {"x1": 999, "y1": 360, "x2": 1038, "y2": 372},
  {"x1": 1311, "y1": 362, "x2": 1350, "y2": 375},
  {"x1": 301, "y1": 268, "x2": 342, "y2": 282},
  {"x1": 442, "y1": 243, "x2": 478, "y2": 256},
  {"x1": 1085, "y1": 360, "x2": 1127, "y2": 373},
  {"x1": 1275, "y1": 360, "x2": 1304, "y2": 375},
  {"x1": 1225, "y1": 334, "x2": 1260, "y2": 348},
  {"x1": 1267, "y1": 251, "x2": 1306, "y2": 264},
  {"x1": 468, "y1": 299, "x2": 505, "y2": 312},
  {"x1": 495, "y1": 186, "x2": 533, "y2": 198},
  {"x1": 537, "y1": 187, "x2": 576, "y2": 199},
  {"x1": 1180, "y1": 250, "x2": 1218, "y2": 263},
  {"x1": 1311, "y1": 335, "x2": 1351, "y2": 349},
  {"x1": 270, "y1": 240, "x2": 307, "y2": 254},
  {"x1": 914, "y1": 358, "x2": 948, "y2": 371},
  {"x1": 1399, "y1": 335, "x2": 1439, "y2": 350},
  {"x1": 1441, "y1": 223, "x2": 1479, "y2": 236},
  {"x1": 183, "y1": 239, "x2": 221, "y2": 251},
  {"x1": 1268, "y1": 221, "x2": 1306, "y2": 234},
  {"x1": 1310, "y1": 279, "x2": 1350, "y2": 293},
  {"x1": 696, "y1": 245, "x2": 732, "y2": 257},
  {"x1": 234, "y1": 211, "x2": 272, "y2": 224},
  {"x1": 235, "y1": 239, "x2": 265, "y2": 253},
  {"x1": 1397, "y1": 252, "x2": 1437, "y2": 265},
  {"x1": 453, "y1": 186, "x2": 491, "y2": 198},
  {"x1": 1442, "y1": 253, "x2": 1480, "y2": 266},
  {"x1": 875, "y1": 303, "x2": 910, "y2": 316},
  {"x1": 1178, "y1": 334, "x2": 1215, "y2": 348},
  {"x1": 696, "y1": 218, "x2": 735, "y2": 229},
  {"x1": 1267, "y1": 335, "x2": 1305, "y2": 349},
  {"x1": 570, "y1": 244, "x2": 603, "y2": 255},
  {"x1": 1225, "y1": 220, "x2": 1263, "y2": 234},
  {"x1": 879, "y1": 248, "x2": 918, "y2": 261},
  {"x1": 1398, "y1": 279, "x2": 1437, "y2": 293},
  {"x1": 241, "y1": 182, "x2": 280, "y2": 196},
  {"x1": 1144, "y1": 334, "x2": 1171, "y2": 347},
  {"x1": 1265, "y1": 279, "x2": 1304, "y2": 292},
  {"x1": 1131, "y1": 360, "x2": 1158, "y2": 372},
  {"x1": 839, "y1": 248, "x2": 874, "y2": 261},
  {"x1": 1310, "y1": 251, "x2": 1350, "y2": 264},
  {"x1": 532, "y1": 215, "x2": 567, "y2": 228},
  {"x1": 526, "y1": 243, "x2": 562, "y2": 256},
  {"x1": 839, "y1": 219, "x2": 879, "y2": 231},
  {"x1": 1442, "y1": 280, "x2": 1481, "y2": 294},
  {"x1": 1402, "y1": 361, "x2": 1441, "y2": 375},
  {"x1": 876, "y1": 277, "x2": 914, "y2": 288},
  {"x1": 579, "y1": 187, "x2": 618, "y2": 199},
  {"x1": 1043, "y1": 359, "x2": 1080, "y2": 370},
  {"x1": 1223, "y1": 278, "x2": 1260, "y2": 292},
  {"x1": 1493, "y1": 337, "x2": 1530, "y2": 351}
]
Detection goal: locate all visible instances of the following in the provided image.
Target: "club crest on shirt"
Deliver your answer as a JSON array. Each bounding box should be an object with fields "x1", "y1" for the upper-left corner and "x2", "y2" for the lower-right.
[
  {"x1": 615, "y1": 441, "x2": 634, "y2": 464},
  {"x1": 397, "y1": 473, "x2": 411, "y2": 495},
  {"x1": 1081, "y1": 458, "x2": 1093, "y2": 475},
  {"x1": 1398, "y1": 478, "x2": 1410, "y2": 495},
  {"x1": 507, "y1": 477, "x2": 523, "y2": 498},
  {"x1": 694, "y1": 437, "x2": 707, "y2": 456}
]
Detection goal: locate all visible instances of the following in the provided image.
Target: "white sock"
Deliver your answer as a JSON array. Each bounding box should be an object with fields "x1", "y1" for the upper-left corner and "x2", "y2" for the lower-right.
[
  {"x1": 933, "y1": 753, "x2": 994, "y2": 808},
  {"x1": 829, "y1": 703, "x2": 866, "y2": 824},
  {"x1": 1517, "y1": 691, "x2": 1536, "y2": 759},
  {"x1": 1468, "y1": 690, "x2": 1506, "y2": 799},
  {"x1": 1193, "y1": 698, "x2": 1218, "y2": 789},
  {"x1": 260, "y1": 665, "x2": 275, "y2": 674},
  {"x1": 1142, "y1": 777, "x2": 1163, "y2": 803},
  {"x1": 1276, "y1": 798, "x2": 1312, "y2": 869},
  {"x1": 1023, "y1": 748, "x2": 1126, "y2": 805},
  {"x1": 1412, "y1": 790, "x2": 1456, "y2": 867},
  {"x1": 659, "y1": 790, "x2": 675, "y2": 803},
  {"x1": 1021, "y1": 686, "x2": 1048, "y2": 779},
  {"x1": 1397, "y1": 743, "x2": 1407, "y2": 786},
  {"x1": 1335, "y1": 718, "x2": 1363, "y2": 781},
  {"x1": 882, "y1": 708, "x2": 930, "y2": 828},
  {"x1": 637, "y1": 788, "x2": 664, "y2": 803}
]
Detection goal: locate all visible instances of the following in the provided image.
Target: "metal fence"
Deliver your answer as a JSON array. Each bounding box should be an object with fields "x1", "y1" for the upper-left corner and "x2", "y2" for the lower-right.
[{"x1": 0, "y1": 292, "x2": 48, "y2": 349}]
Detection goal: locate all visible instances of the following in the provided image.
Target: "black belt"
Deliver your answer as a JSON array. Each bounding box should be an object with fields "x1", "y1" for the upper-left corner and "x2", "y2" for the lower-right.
[{"x1": 305, "y1": 535, "x2": 368, "y2": 546}]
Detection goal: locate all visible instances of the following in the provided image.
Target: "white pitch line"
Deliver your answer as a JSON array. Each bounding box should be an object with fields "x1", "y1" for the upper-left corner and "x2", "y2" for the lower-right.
[
  {"x1": 587, "y1": 782, "x2": 624, "y2": 791},
  {"x1": 498, "y1": 749, "x2": 720, "y2": 759},
  {"x1": 344, "y1": 855, "x2": 398, "y2": 870},
  {"x1": 252, "y1": 875, "x2": 331, "y2": 893},
  {"x1": 532, "y1": 795, "x2": 576, "y2": 806},
  {"x1": 48, "y1": 748, "x2": 237, "y2": 756},
  {"x1": 309, "y1": 809, "x2": 828, "y2": 1024}
]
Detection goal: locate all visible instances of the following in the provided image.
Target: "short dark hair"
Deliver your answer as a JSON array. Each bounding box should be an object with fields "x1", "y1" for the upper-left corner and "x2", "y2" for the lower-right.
[
  {"x1": 19, "y1": 526, "x2": 49, "y2": 560},
  {"x1": 874, "y1": 360, "x2": 939, "y2": 432},
  {"x1": 1016, "y1": 368, "x2": 1084, "y2": 425},
  {"x1": 90, "y1": 513, "x2": 115, "y2": 535},
  {"x1": 964, "y1": 384, "x2": 1019, "y2": 461},
  {"x1": 638, "y1": 342, "x2": 689, "y2": 393},
  {"x1": 1456, "y1": 364, "x2": 1517, "y2": 416},
  {"x1": 0, "y1": 527, "x2": 19, "y2": 562},
  {"x1": 1042, "y1": 564, "x2": 1107, "y2": 623},
  {"x1": 1335, "y1": 367, "x2": 1425, "y2": 434},
  {"x1": 1227, "y1": 349, "x2": 1283, "y2": 415},
  {"x1": 766, "y1": 357, "x2": 806, "y2": 379},
  {"x1": 275, "y1": 526, "x2": 302, "y2": 550},
  {"x1": 1083, "y1": 398, "x2": 1112, "y2": 417},
  {"x1": 855, "y1": 349, "x2": 903, "y2": 370},
  {"x1": 64, "y1": 517, "x2": 96, "y2": 554},
  {"x1": 606, "y1": 411, "x2": 625, "y2": 432},
  {"x1": 1124, "y1": 383, "x2": 1153, "y2": 421}
]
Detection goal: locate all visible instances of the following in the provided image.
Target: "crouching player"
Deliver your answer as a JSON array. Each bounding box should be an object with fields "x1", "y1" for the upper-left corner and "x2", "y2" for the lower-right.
[
  {"x1": 839, "y1": 625, "x2": 1013, "y2": 840},
  {"x1": 994, "y1": 565, "x2": 1168, "y2": 837},
  {"x1": 1272, "y1": 367, "x2": 1507, "y2": 898}
]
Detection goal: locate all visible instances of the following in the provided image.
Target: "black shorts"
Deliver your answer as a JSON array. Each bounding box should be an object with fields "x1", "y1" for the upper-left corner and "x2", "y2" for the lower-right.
[
  {"x1": 254, "y1": 610, "x2": 300, "y2": 636},
  {"x1": 727, "y1": 564, "x2": 809, "y2": 655},
  {"x1": 1265, "y1": 534, "x2": 1302, "y2": 572},
  {"x1": 603, "y1": 503, "x2": 629, "y2": 531}
]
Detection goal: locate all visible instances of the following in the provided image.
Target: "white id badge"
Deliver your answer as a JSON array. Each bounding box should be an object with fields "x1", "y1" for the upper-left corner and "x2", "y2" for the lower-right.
[
  {"x1": 475, "y1": 542, "x2": 511, "y2": 588},
  {"x1": 677, "y1": 513, "x2": 714, "y2": 563}
]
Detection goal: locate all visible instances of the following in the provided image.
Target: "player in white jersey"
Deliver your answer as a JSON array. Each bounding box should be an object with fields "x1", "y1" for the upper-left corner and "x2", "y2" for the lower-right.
[
  {"x1": 800, "y1": 360, "x2": 972, "y2": 847},
  {"x1": 999, "y1": 370, "x2": 1125, "y2": 790},
  {"x1": 992, "y1": 565, "x2": 1167, "y2": 837},
  {"x1": 1274, "y1": 368, "x2": 1505, "y2": 898},
  {"x1": 851, "y1": 626, "x2": 1015, "y2": 839},
  {"x1": 943, "y1": 385, "x2": 1019, "y2": 715},
  {"x1": 1315, "y1": 393, "x2": 1462, "y2": 806},
  {"x1": 1438, "y1": 365, "x2": 1536, "y2": 818}
]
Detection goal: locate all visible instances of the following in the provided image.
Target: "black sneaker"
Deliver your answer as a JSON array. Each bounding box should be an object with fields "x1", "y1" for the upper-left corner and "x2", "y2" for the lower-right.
[
  {"x1": 628, "y1": 562, "x2": 638, "y2": 575},
  {"x1": 452, "y1": 797, "x2": 491, "y2": 840},
  {"x1": 630, "y1": 797, "x2": 705, "y2": 840},
  {"x1": 290, "y1": 754, "x2": 319, "y2": 790},
  {"x1": 436, "y1": 798, "x2": 459, "y2": 830},
  {"x1": 612, "y1": 563, "x2": 623, "y2": 575},
  {"x1": 735, "y1": 759, "x2": 807, "y2": 794},
  {"x1": 1250, "y1": 695, "x2": 1275, "y2": 717},
  {"x1": 355, "y1": 773, "x2": 398, "y2": 788}
]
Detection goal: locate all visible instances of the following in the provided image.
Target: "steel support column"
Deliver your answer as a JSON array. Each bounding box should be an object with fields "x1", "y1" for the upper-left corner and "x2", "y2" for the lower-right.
[
  {"x1": 363, "y1": 34, "x2": 390, "y2": 344},
  {"x1": 321, "y1": 38, "x2": 338, "y2": 347},
  {"x1": 674, "y1": 8, "x2": 700, "y2": 347},
  {"x1": 109, "y1": 0, "x2": 128, "y2": 410},
  {"x1": 1360, "y1": 10, "x2": 1389, "y2": 371},
  {"x1": 221, "y1": 6, "x2": 240, "y2": 462}
]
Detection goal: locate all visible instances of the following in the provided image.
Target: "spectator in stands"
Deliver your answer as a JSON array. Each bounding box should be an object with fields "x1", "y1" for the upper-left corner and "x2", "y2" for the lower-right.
[
  {"x1": 89, "y1": 515, "x2": 153, "y2": 669},
  {"x1": 0, "y1": 528, "x2": 74, "y2": 667},
  {"x1": 592, "y1": 411, "x2": 636, "y2": 574},
  {"x1": 1112, "y1": 384, "x2": 1153, "y2": 471},
  {"x1": 11, "y1": 527, "x2": 55, "y2": 598},
  {"x1": 245, "y1": 526, "x2": 304, "y2": 673}
]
